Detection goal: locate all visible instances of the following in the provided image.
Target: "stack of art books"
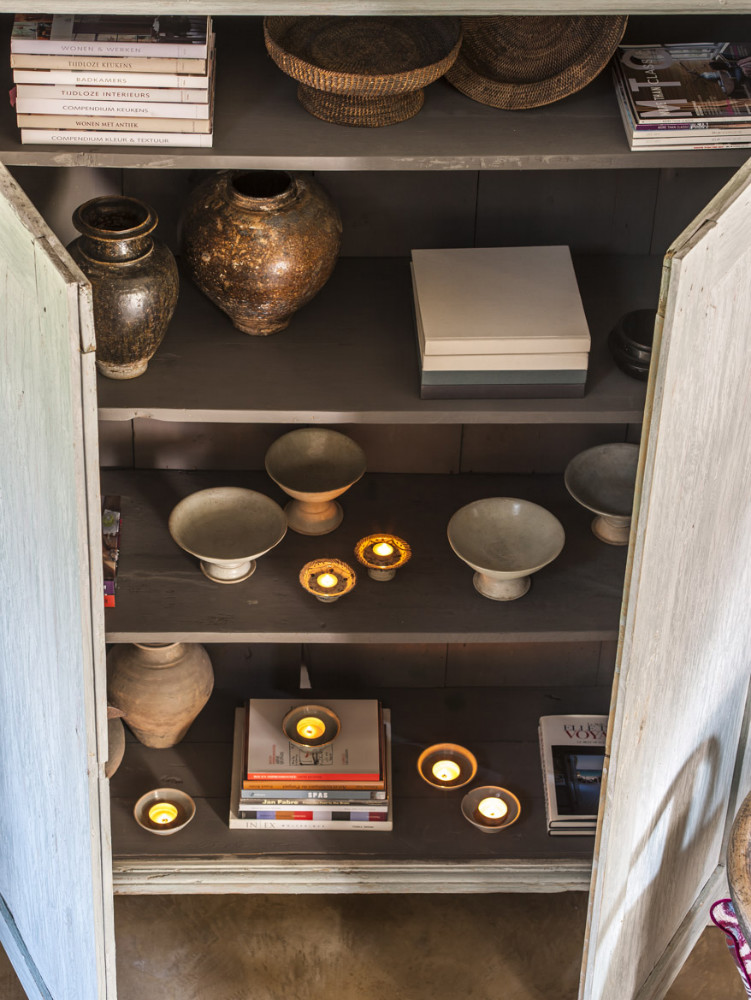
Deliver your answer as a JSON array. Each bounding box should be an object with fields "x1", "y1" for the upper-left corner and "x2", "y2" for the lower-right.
[
  {"x1": 101, "y1": 494, "x2": 121, "y2": 608},
  {"x1": 410, "y1": 246, "x2": 591, "y2": 400},
  {"x1": 612, "y1": 43, "x2": 751, "y2": 150},
  {"x1": 229, "y1": 698, "x2": 393, "y2": 831},
  {"x1": 10, "y1": 13, "x2": 214, "y2": 147},
  {"x1": 538, "y1": 714, "x2": 607, "y2": 836}
]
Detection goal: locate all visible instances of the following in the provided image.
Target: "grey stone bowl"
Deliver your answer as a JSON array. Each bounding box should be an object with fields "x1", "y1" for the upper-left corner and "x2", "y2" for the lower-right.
[
  {"x1": 168, "y1": 487, "x2": 287, "y2": 583},
  {"x1": 265, "y1": 428, "x2": 366, "y2": 535},
  {"x1": 447, "y1": 497, "x2": 565, "y2": 601},
  {"x1": 564, "y1": 443, "x2": 639, "y2": 545}
]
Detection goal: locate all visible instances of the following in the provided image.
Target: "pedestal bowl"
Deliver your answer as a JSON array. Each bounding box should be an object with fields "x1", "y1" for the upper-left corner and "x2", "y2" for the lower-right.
[
  {"x1": 564, "y1": 443, "x2": 639, "y2": 545},
  {"x1": 168, "y1": 487, "x2": 287, "y2": 583},
  {"x1": 448, "y1": 498, "x2": 565, "y2": 601},
  {"x1": 265, "y1": 428, "x2": 366, "y2": 535}
]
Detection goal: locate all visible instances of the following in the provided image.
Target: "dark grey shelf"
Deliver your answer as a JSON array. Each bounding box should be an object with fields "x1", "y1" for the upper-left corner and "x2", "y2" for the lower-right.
[
  {"x1": 101, "y1": 468, "x2": 627, "y2": 644},
  {"x1": 97, "y1": 255, "x2": 654, "y2": 425},
  {"x1": 110, "y1": 685, "x2": 608, "y2": 892},
  {"x1": 3, "y1": 17, "x2": 751, "y2": 169}
]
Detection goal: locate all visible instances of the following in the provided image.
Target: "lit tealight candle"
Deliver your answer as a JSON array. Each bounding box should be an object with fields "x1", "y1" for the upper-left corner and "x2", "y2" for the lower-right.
[
  {"x1": 148, "y1": 802, "x2": 178, "y2": 825},
  {"x1": 316, "y1": 572, "x2": 338, "y2": 589},
  {"x1": 432, "y1": 759, "x2": 462, "y2": 783},
  {"x1": 372, "y1": 541, "x2": 395, "y2": 557},
  {"x1": 297, "y1": 716, "x2": 326, "y2": 741},
  {"x1": 477, "y1": 796, "x2": 509, "y2": 821}
]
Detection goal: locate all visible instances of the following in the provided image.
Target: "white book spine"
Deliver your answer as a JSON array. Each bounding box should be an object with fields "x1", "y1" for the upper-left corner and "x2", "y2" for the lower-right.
[
  {"x1": 230, "y1": 817, "x2": 393, "y2": 831},
  {"x1": 16, "y1": 84, "x2": 209, "y2": 103},
  {"x1": 18, "y1": 114, "x2": 212, "y2": 133},
  {"x1": 420, "y1": 352, "x2": 590, "y2": 372},
  {"x1": 13, "y1": 70, "x2": 210, "y2": 88},
  {"x1": 11, "y1": 40, "x2": 208, "y2": 59},
  {"x1": 16, "y1": 98, "x2": 210, "y2": 118},
  {"x1": 20, "y1": 129, "x2": 213, "y2": 147}
]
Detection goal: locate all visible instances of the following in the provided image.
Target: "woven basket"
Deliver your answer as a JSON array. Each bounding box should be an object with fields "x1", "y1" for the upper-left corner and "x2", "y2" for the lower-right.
[
  {"x1": 264, "y1": 16, "x2": 462, "y2": 127},
  {"x1": 446, "y1": 15, "x2": 628, "y2": 110}
]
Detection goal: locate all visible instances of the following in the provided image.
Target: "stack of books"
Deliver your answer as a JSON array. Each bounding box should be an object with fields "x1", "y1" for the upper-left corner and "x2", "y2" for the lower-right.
[
  {"x1": 538, "y1": 714, "x2": 607, "y2": 836},
  {"x1": 410, "y1": 246, "x2": 591, "y2": 400},
  {"x1": 612, "y1": 43, "x2": 751, "y2": 151},
  {"x1": 10, "y1": 14, "x2": 214, "y2": 147},
  {"x1": 101, "y1": 494, "x2": 121, "y2": 608},
  {"x1": 229, "y1": 699, "x2": 393, "y2": 831}
]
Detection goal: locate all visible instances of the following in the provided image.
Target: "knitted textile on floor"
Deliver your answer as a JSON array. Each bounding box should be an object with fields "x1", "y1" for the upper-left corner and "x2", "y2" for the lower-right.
[{"x1": 710, "y1": 898, "x2": 751, "y2": 997}]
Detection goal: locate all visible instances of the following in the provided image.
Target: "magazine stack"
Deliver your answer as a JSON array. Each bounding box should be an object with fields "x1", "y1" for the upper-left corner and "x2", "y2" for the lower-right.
[
  {"x1": 410, "y1": 246, "x2": 591, "y2": 400},
  {"x1": 10, "y1": 13, "x2": 215, "y2": 147},
  {"x1": 612, "y1": 43, "x2": 751, "y2": 151},
  {"x1": 229, "y1": 699, "x2": 393, "y2": 831},
  {"x1": 538, "y1": 715, "x2": 607, "y2": 836}
]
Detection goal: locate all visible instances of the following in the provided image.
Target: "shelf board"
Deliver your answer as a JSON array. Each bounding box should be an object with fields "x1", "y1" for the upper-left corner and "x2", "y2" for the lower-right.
[
  {"x1": 110, "y1": 685, "x2": 608, "y2": 893},
  {"x1": 3, "y1": 17, "x2": 751, "y2": 169},
  {"x1": 97, "y1": 255, "x2": 652, "y2": 425},
  {"x1": 102, "y1": 468, "x2": 627, "y2": 643}
]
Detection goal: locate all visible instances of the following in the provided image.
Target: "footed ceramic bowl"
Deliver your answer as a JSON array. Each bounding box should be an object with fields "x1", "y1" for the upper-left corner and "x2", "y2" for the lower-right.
[
  {"x1": 168, "y1": 487, "x2": 287, "y2": 583},
  {"x1": 564, "y1": 443, "x2": 639, "y2": 545},
  {"x1": 265, "y1": 428, "x2": 366, "y2": 535},
  {"x1": 447, "y1": 497, "x2": 565, "y2": 601}
]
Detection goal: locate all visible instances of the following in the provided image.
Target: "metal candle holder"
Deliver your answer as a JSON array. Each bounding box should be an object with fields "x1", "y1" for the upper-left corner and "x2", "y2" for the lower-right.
[
  {"x1": 461, "y1": 785, "x2": 521, "y2": 833},
  {"x1": 133, "y1": 787, "x2": 196, "y2": 836},
  {"x1": 354, "y1": 534, "x2": 411, "y2": 581},
  {"x1": 299, "y1": 558, "x2": 357, "y2": 603},
  {"x1": 282, "y1": 703, "x2": 341, "y2": 750},
  {"x1": 417, "y1": 743, "x2": 478, "y2": 789}
]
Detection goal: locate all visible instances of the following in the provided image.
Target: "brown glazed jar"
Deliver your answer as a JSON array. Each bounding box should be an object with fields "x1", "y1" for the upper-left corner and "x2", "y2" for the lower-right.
[
  {"x1": 67, "y1": 195, "x2": 179, "y2": 380},
  {"x1": 180, "y1": 170, "x2": 341, "y2": 335}
]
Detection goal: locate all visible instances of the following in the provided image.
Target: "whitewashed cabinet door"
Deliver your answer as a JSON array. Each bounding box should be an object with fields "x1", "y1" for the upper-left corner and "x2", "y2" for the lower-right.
[
  {"x1": 580, "y1": 159, "x2": 751, "y2": 1000},
  {"x1": 0, "y1": 164, "x2": 115, "y2": 999}
]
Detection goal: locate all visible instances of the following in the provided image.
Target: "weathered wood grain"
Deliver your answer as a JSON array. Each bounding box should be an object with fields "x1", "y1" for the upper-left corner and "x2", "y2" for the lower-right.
[
  {"x1": 580, "y1": 159, "x2": 751, "y2": 1000},
  {"x1": 0, "y1": 164, "x2": 113, "y2": 998}
]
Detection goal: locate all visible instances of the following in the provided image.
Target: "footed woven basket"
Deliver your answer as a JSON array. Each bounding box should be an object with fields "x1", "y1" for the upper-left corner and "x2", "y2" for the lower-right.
[
  {"x1": 264, "y1": 16, "x2": 462, "y2": 127},
  {"x1": 446, "y1": 15, "x2": 627, "y2": 110}
]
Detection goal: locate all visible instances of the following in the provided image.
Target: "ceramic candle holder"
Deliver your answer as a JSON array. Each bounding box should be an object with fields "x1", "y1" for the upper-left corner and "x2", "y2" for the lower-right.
[
  {"x1": 282, "y1": 704, "x2": 341, "y2": 750},
  {"x1": 265, "y1": 428, "x2": 366, "y2": 535},
  {"x1": 133, "y1": 788, "x2": 196, "y2": 836},
  {"x1": 299, "y1": 558, "x2": 357, "y2": 603},
  {"x1": 564, "y1": 443, "x2": 639, "y2": 545},
  {"x1": 447, "y1": 497, "x2": 565, "y2": 601},
  {"x1": 461, "y1": 786, "x2": 521, "y2": 833},
  {"x1": 354, "y1": 534, "x2": 411, "y2": 581},
  {"x1": 168, "y1": 487, "x2": 287, "y2": 583},
  {"x1": 417, "y1": 743, "x2": 478, "y2": 790}
]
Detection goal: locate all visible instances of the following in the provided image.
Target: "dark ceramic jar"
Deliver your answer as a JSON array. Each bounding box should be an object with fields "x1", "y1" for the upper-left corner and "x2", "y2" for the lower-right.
[
  {"x1": 180, "y1": 170, "x2": 342, "y2": 335},
  {"x1": 67, "y1": 196, "x2": 179, "y2": 380}
]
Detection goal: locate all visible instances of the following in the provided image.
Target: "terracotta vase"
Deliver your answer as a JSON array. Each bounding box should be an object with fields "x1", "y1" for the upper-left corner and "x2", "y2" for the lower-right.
[
  {"x1": 67, "y1": 195, "x2": 179, "y2": 380},
  {"x1": 104, "y1": 707, "x2": 126, "y2": 779},
  {"x1": 180, "y1": 170, "x2": 341, "y2": 335},
  {"x1": 107, "y1": 642, "x2": 214, "y2": 748}
]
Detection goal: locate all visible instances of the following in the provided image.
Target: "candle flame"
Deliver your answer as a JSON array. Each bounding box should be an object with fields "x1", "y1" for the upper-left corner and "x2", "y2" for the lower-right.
[
  {"x1": 316, "y1": 572, "x2": 338, "y2": 589},
  {"x1": 149, "y1": 802, "x2": 178, "y2": 825},
  {"x1": 297, "y1": 716, "x2": 326, "y2": 740},
  {"x1": 373, "y1": 541, "x2": 395, "y2": 557},
  {"x1": 477, "y1": 797, "x2": 508, "y2": 820},
  {"x1": 432, "y1": 760, "x2": 461, "y2": 783}
]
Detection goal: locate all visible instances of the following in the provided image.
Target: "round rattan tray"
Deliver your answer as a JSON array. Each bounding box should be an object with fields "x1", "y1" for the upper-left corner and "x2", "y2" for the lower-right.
[
  {"x1": 264, "y1": 16, "x2": 462, "y2": 127},
  {"x1": 446, "y1": 15, "x2": 628, "y2": 110}
]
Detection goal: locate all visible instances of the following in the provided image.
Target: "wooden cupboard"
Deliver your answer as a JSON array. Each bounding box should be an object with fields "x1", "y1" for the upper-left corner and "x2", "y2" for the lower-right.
[{"x1": 2, "y1": 7, "x2": 751, "y2": 1000}]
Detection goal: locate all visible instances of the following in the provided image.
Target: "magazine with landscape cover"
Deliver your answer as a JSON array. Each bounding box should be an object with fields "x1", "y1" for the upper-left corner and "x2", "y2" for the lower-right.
[
  {"x1": 613, "y1": 43, "x2": 751, "y2": 125},
  {"x1": 539, "y1": 715, "x2": 607, "y2": 835}
]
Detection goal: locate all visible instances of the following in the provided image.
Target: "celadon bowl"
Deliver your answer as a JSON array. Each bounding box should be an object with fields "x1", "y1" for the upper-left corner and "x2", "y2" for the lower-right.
[
  {"x1": 265, "y1": 427, "x2": 366, "y2": 535},
  {"x1": 447, "y1": 497, "x2": 565, "y2": 601},
  {"x1": 168, "y1": 487, "x2": 287, "y2": 583},
  {"x1": 564, "y1": 443, "x2": 639, "y2": 545}
]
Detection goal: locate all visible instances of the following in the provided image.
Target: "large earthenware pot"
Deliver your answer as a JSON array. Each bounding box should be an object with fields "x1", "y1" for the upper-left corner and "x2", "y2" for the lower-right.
[
  {"x1": 180, "y1": 170, "x2": 341, "y2": 335},
  {"x1": 67, "y1": 196, "x2": 179, "y2": 380},
  {"x1": 107, "y1": 642, "x2": 214, "y2": 748}
]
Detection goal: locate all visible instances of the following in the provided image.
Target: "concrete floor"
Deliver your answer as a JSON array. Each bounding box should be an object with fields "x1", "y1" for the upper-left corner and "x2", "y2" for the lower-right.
[{"x1": 0, "y1": 893, "x2": 745, "y2": 999}]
